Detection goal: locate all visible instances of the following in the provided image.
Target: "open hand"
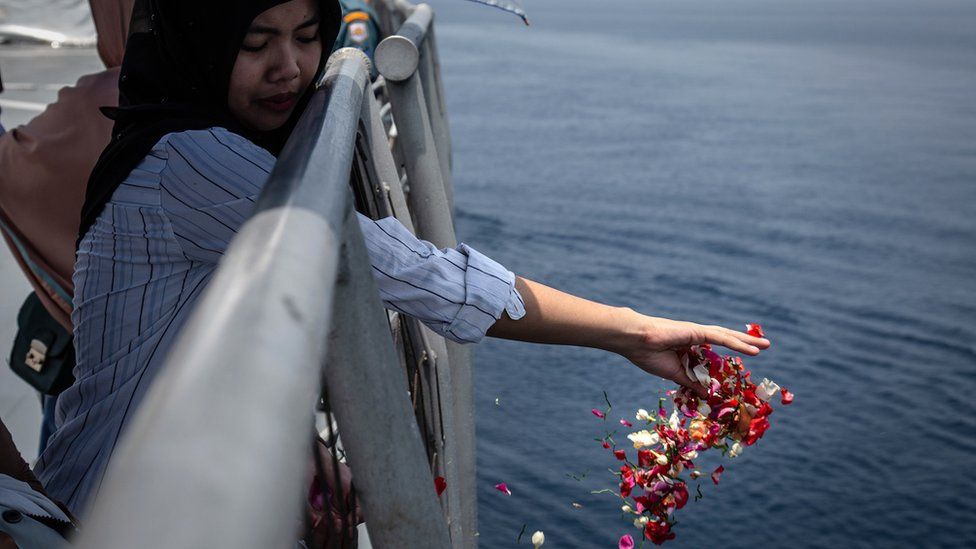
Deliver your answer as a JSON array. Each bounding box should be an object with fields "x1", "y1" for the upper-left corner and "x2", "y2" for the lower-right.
[{"x1": 617, "y1": 313, "x2": 771, "y2": 395}]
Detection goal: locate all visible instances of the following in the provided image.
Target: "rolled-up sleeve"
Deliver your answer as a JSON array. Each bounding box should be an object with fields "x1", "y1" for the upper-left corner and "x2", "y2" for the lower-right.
[
  {"x1": 359, "y1": 214, "x2": 525, "y2": 344},
  {"x1": 153, "y1": 128, "x2": 524, "y2": 343}
]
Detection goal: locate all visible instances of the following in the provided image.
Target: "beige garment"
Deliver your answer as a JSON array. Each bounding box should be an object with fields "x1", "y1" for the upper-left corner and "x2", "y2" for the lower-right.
[
  {"x1": 0, "y1": 69, "x2": 120, "y2": 329},
  {"x1": 88, "y1": 0, "x2": 134, "y2": 68},
  {"x1": 0, "y1": 1, "x2": 130, "y2": 329}
]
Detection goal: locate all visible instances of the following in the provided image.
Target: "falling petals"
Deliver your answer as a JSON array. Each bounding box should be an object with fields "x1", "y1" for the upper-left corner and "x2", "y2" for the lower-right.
[
  {"x1": 711, "y1": 465, "x2": 725, "y2": 485},
  {"x1": 627, "y1": 430, "x2": 660, "y2": 449},
  {"x1": 746, "y1": 323, "x2": 765, "y2": 338},
  {"x1": 434, "y1": 476, "x2": 447, "y2": 496},
  {"x1": 755, "y1": 378, "x2": 781, "y2": 402},
  {"x1": 592, "y1": 408, "x2": 606, "y2": 419},
  {"x1": 532, "y1": 530, "x2": 545, "y2": 548},
  {"x1": 595, "y1": 343, "x2": 790, "y2": 545},
  {"x1": 644, "y1": 520, "x2": 675, "y2": 545},
  {"x1": 494, "y1": 482, "x2": 511, "y2": 496}
]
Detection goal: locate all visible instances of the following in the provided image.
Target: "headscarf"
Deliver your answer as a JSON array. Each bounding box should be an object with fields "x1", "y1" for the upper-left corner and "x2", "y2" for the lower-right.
[{"x1": 79, "y1": 0, "x2": 342, "y2": 241}]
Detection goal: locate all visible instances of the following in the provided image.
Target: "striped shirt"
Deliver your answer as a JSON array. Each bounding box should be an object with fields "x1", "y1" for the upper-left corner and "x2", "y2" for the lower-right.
[{"x1": 33, "y1": 127, "x2": 525, "y2": 515}]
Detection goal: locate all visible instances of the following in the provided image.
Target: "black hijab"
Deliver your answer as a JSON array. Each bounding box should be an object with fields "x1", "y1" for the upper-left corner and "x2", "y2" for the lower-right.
[{"x1": 79, "y1": 0, "x2": 342, "y2": 241}]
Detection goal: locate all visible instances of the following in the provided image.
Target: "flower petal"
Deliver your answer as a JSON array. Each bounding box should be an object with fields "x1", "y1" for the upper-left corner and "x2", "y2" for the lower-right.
[
  {"x1": 711, "y1": 465, "x2": 725, "y2": 485},
  {"x1": 620, "y1": 418, "x2": 634, "y2": 427},
  {"x1": 619, "y1": 534, "x2": 635, "y2": 549},
  {"x1": 592, "y1": 408, "x2": 606, "y2": 419},
  {"x1": 781, "y1": 387, "x2": 795, "y2": 405},
  {"x1": 434, "y1": 476, "x2": 447, "y2": 496},
  {"x1": 495, "y1": 482, "x2": 512, "y2": 496},
  {"x1": 746, "y1": 323, "x2": 765, "y2": 338}
]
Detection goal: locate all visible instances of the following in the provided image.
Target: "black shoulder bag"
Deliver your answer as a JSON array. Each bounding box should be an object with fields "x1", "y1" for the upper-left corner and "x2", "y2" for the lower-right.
[{"x1": 8, "y1": 293, "x2": 75, "y2": 396}]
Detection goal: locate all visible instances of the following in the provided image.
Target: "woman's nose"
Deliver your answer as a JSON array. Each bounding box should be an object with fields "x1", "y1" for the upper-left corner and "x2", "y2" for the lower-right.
[{"x1": 268, "y1": 44, "x2": 302, "y2": 83}]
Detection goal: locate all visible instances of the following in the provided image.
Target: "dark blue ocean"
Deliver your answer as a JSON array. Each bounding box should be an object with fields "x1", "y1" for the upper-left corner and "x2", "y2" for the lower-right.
[{"x1": 429, "y1": 0, "x2": 976, "y2": 547}]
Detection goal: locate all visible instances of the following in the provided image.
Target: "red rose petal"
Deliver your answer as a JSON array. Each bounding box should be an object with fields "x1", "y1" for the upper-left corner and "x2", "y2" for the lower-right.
[
  {"x1": 494, "y1": 482, "x2": 511, "y2": 496},
  {"x1": 746, "y1": 323, "x2": 765, "y2": 338},
  {"x1": 614, "y1": 449, "x2": 627, "y2": 461},
  {"x1": 781, "y1": 387, "x2": 794, "y2": 405},
  {"x1": 434, "y1": 476, "x2": 447, "y2": 496},
  {"x1": 711, "y1": 465, "x2": 725, "y2": 485}
]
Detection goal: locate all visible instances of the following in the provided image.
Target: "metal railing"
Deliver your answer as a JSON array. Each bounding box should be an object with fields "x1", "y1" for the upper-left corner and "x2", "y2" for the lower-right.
[
  {"x1": 374, "y1": 3, "x2": 476, "y2": 546},
  {"x1": 76, "y1": 1, "x2": 477, "y2": 547}
]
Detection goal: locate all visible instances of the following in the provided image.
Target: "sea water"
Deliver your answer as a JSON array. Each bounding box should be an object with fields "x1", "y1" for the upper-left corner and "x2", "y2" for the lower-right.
[{"x1": 430, "y1": 0, "x2": 976, "y2": 547}]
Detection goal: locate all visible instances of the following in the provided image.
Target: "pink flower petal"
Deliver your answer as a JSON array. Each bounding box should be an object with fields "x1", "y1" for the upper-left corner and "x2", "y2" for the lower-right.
[
  {"x1": 620, "y1": 419, "x2": 633, "y2": 427},
  {"x1": 619, "y1": 534, "x2": 635, "y2": 549},
  {"x1": 494, "y1": 482, "x2": 512, "y2": 496},
  {"x1": 711, "y1": 465, "x2": 725, "y2": 485},
  {"x1": 592, "y1": 408, "x2": 606, "y2": 419}
]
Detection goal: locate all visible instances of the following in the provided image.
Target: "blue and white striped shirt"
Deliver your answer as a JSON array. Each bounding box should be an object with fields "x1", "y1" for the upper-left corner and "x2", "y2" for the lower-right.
[{"x1": 34, "y1": 127, "x2": 525, "y2": 514}]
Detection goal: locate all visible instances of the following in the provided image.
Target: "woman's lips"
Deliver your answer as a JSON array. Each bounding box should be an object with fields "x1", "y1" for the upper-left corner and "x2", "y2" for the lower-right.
[{"x1": 257, "y1": 93, "x2": 297, "y2": 113}]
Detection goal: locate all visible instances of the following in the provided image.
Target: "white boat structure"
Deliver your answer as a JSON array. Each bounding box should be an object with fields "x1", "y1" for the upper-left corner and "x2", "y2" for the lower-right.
[{"x1": 0, "y1": 0, "x2": 96, "y2": 46}]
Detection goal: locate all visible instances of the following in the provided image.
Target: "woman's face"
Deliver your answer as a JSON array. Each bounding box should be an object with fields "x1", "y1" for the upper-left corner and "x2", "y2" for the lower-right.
[{"x1": 228, "y1": 0, "x2": 322, "y2": 132}]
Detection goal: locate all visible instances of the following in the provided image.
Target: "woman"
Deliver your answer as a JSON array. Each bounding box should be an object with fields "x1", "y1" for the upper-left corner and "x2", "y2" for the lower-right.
[{"x1": 33, "y1": 0, "x2": 770, "y2": 517}]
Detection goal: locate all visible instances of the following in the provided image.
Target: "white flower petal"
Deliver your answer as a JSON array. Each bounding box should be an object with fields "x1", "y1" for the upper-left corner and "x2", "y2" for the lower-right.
[
  {"x1": 756, "y1": 378, "x2": 781, "y2": 402},
  {"x1": 692, "y1": 364, "x2": 711, "y2": 387}
]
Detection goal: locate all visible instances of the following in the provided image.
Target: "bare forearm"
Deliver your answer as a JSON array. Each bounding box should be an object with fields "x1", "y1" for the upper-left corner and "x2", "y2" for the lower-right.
[
  {"x1": 486, "y1": 277, "x2": 643, "y2": 354},
  {"x1": 486, "y1": 276, "x2": 771, "y2": 392}
]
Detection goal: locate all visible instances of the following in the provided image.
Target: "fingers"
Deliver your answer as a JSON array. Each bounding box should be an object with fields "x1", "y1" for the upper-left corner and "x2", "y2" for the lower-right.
[
  {"x1": 701, "y1": 327, "x2": 764, "y2": 356},
  {"x1": 710, "y1": 325, "x2": 771, "y2": 349}
]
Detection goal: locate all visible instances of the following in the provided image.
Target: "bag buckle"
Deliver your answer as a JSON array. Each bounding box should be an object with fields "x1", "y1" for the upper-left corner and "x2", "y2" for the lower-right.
[{"x1": 25, "y1": 339, "x2": 48, "y2": 372}]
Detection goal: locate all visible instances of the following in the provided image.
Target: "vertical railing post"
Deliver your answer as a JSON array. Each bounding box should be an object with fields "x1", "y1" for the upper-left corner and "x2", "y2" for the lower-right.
[
  {"x1": 325, "y1": 208, "x2": 453, "y2": 549},
  {"x1": 375, "y1": 6, "x2": 478, "y2": 546},
  {"x1": 359, "y1": 84, "x2": 466, "y2": 532},
  {"x1": 417, "y1": 25, "x2": 454, "y2": 212}
]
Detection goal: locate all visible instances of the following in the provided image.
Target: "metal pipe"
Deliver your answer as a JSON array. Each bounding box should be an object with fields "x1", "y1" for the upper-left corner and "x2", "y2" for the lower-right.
[
  {"x1": 76, "y1": 48, "x2": 448, "y2": 549},
  {"x1": 325, "y1": 210, "x2": 452, "y2": 549},
  {"x1": 417, "y1": 30, "x2": 454, "y2": 213},
  {"x1": 362, "y1": 85, "x2": 472, "y2": 539},
  {"x1": 374, "y1": 3, "x2": 432, "y2": 83},
  {"x1": 384, "y1": 69, "x2": 477, "y2": 548},
  {"x1": 364, "y1": 55, "x2": 475, "y2": 542},
  {"x1": 425, "y1": 25, "x2": 453, "y2": 177},
  {"x1": 361, "y1": 83, "x2": 413, "y2": 231}
]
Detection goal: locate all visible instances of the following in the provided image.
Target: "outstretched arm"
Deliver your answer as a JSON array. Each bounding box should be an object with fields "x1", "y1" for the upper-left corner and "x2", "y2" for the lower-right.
[{"x1": 487, "y1": 277, "x2": 771, "y2": 394}]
